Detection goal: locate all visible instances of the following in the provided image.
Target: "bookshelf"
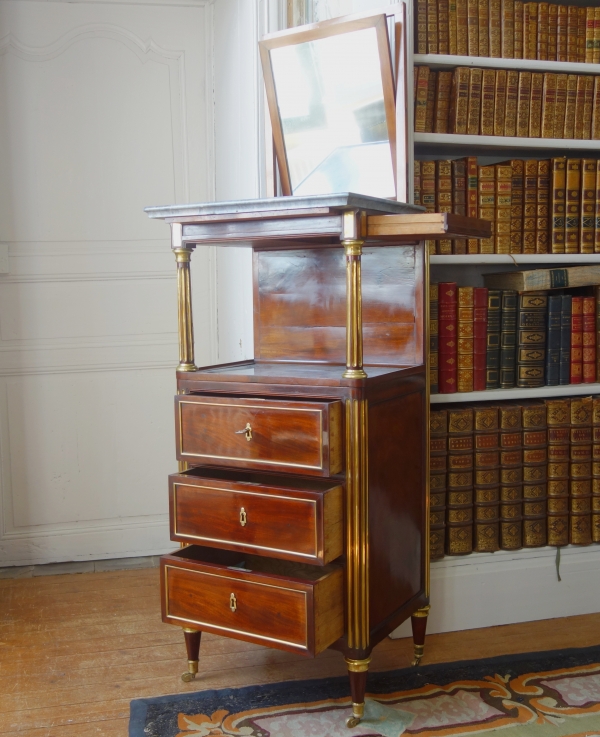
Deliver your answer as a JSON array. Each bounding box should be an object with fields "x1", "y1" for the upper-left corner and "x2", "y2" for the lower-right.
[
  {"x1": 414, "y1": 53, "x2": 600, "y2": 75},
  {"x1": 430, "y1": 383, "x2": 600, "y2": 403},
  {"x1": 432, "y1": 254, "x2": 600, "y2": 264},
  {"x1": 416, "y1": 134, "x2": 600, "y2": 156}
]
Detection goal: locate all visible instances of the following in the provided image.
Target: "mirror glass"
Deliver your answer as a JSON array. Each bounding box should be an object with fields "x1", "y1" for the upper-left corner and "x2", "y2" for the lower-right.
[{"x1": 268, "y1": 27, "x2": 395, "y2": 198}]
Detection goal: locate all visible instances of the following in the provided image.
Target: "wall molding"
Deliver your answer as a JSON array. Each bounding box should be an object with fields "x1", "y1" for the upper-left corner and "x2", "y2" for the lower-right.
[{"x1": 1, "y1": 0, "x2": 213, "y2": 9}]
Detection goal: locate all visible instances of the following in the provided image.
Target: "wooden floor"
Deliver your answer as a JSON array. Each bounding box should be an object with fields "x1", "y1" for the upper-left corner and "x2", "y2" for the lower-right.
[{"x1": 1, "y1": 568, "x2": 599, "y2": 736}]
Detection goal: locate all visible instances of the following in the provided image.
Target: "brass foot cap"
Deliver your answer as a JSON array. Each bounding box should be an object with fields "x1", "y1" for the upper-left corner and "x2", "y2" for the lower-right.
[
  {"x1": 181, "y1": 672, "x2": 196, "y2": 682},
  {"x1": 411, "y1": 655, "x2": 423, "y2": 667},
  {"x1": 346, "y1": 716, "x2": 362, "y2": 728}
]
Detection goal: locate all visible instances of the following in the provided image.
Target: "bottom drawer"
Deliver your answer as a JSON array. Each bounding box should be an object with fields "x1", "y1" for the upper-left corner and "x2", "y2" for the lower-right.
[{"x1": 161, "y1": 546, "x2": 344, "y2": 656}]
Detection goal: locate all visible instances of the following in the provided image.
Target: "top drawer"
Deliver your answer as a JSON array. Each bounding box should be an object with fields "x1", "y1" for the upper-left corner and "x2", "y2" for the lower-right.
[{"x1": 176, "y1": 395, "x2": 343, "y2": 477}]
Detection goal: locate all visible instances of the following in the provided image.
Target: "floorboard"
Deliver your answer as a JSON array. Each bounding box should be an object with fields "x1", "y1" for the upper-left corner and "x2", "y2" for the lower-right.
[{"x1": 1, "y1": 567, "x2": 599, "y2": 736}]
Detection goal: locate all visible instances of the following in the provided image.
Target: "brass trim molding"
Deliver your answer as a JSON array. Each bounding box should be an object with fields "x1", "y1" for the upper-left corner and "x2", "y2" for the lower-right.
[{"x1": 345, "y1": 657, "x2": 372, "y2": 673}]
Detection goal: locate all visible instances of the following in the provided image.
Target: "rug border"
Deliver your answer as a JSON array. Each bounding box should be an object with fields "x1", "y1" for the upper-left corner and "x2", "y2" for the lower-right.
[{"x1": 129, "y1": 642, "x2": 600, "y2": 737}]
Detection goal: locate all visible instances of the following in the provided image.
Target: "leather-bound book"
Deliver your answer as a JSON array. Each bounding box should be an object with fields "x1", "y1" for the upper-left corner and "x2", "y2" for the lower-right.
[
  {"x1": 565, "y1": 159, "x2": 581, "y2": 254},
  {"x1": 592, "y1": 397, "x2": 600, "y2": 544},
  {"x1": 514, "y1": 1, "x2": 524, "y2": 59},
  {"x1": 489, "y1": 0, "x2": 501, "y2": 57},
  {"x1": 578, "y1": 7, "x2": 587, "y2": 63},
  {"x1": 481, "y1": 70, "x2": 496, "y2": 136},
  {"x1": 439, "y1": 282, "x2": 458, "y2": 393},
  {"x1": 529, "y1": 73, "x2": 544, "y2": 138},
  {"x1": 452, "y1": 158, "x2": 467, "y2": 254},
  {"x1": 499, "y1": 403, "x2": 523, "y2": 549},
  {"x1": 500, "y1": 289, "x2": 518, "y2": 387},
  {"x1": 449, "y1": 0, "x2": 458, "y2": 53},
  {"x1": 574, "y1": 76, "x2": 586, "y2": 140},
  {"x1": 551, "y1": 157, "x2": 566, "y2": 253},
  {"x1": 567, "y1": 5, "x2": 579, "y2": 62},
  {"x1": 414, "y1": 160, "x2": 422, "y2": 206},
  {"x1": 457, "y1": 287, "x2": 474, "y2": 392},
  {"x1": 473, "y1": 287, "x2": 488, "y2": 391},
  {"x1": 570, "y1": 395, "x2": 593, "y2": 545},
  {"x1": 427, "y1": 0, "x2": 439, "y2": 53},
  {"x1": 456, "y1": 0, "x2": 469, "y2": 55},
  {"x1": 478, "y1": 0, "x2": 489, "y2": 56},
  {"x1": 439, "y1": 0, "x2": 450, "y2": 54},
  {"x1": 495, "y1": 163, "x2": 512, "y2": 254},
  {"x1": 467, "y1": 0, "x2": 479, "y2": 55},
  {"x1": 446, "y1": 406, "x2": 474, "y2": 555},
  {"x1": 557, "y1": 5, "x2": 568, "y2": 62},
  {"x1": 467, "y1": 68, "x2": 483, "y2": 135},
  {"x1": 536, "y1": 159, "x2": 551, "y2": 254},
  {"x1": 467, "y1": 157, "x2": 479, "y2": 254},
  {"x1": 553, "y1": 74, "x2": 567, "y2": 140},
  {"x1": 564, "y1": 74, "x2": 577, "y2": 139},
  {"x1": 541, "y1": 74, "x2": 557, "y2": 139},
  {"x1": 596, "y1": 286, "x2": 600, "y2": 379},
  {"x1": 537, "y1": 2, "x2": 549, "y2": 60},
  {"x1": 594, "y1": 7, "x2": 600, "y2": 65},
  {"x1": 511, "y1": 159, "x2": 524, "y2": 253},
  {"x1": 436, "y1": 160, "x2": 453, "y2": 255},
  {"x1": 583, "y1": 76, "x2": 594, "y2": 140},
  {"x1": 473, "y1": 405, "x2": 500, "y2": 552},
  {"x1": 547, "y1": 3, "x2": 558, "y2": 61},
  {"x1": 524, "y1": 2, "x2": 538, "y2": 59},
  {"x1": 586, "y1": 7, "x2": 595, "y2": 63},
  {"x1": 430, "y1": 408, "x2": 449, "y2": 558},
  {"x1": 478, "y1": 164, "x2": 496, "y2": 254},
  {"x1": 501, "y1": 0, "x2": 514, "y2": 58},
  {"x1": 545, "y1": 294, "x2": 561, "y2": 386},
  {"x1": 523, "y1": 159, "x2": 538, "y2": 253},
  {"x1": 521, "y1": 401, "x2": 548, "y2": 548},
  {"x1": 581, "y1": 159, "x2": 596, "y2": 254},
  {"x1": 516, "y1": 291, "x2": 548, "y2": 387},
  {"x1": 504, "y1": 70, "x2": 519, "y2": 137},
  {"x1": 430, "y1": 282, "x2": 439, "y2": 394},
  {"x1": 516, "y1": 72, "x2": 532, "y2": 137},
  {"x1": 582, "y1": 296, "x2": 596, "y2": 384},
  {"x1": 425, "y1": 72, "x2": 437, "y2": 133},
  {"x1": 449, "y1": 67, "x2": 470, "y2": 134},
  {"x1": 421, "y1": 161, "x2": 436, "y2": 256},
  {"x1": 486, "y1": 289, "x2": 502, "y2": 388},
  {"x1": 434, "y1": 71, "x2": 453, "y2": 134},
  {"x1": 596, "y1": 161, "x2": 600, "y2": 254},
  {"x1": 571, "y1": 296, "x2": 583, "y2": 383},
  {"x1": 546, "y1": 397, "x2": 570, "y2": 546},
  {"x1": 493, "y1": 70, "x2": 507, "y2": 136},
  {"x1": 559, "y1": 294, "x2": 572, "y2": 385},
  {"x1": 592, "y1": 78, "x2": 600, "y2": 141},
  {"x1": 416, "y1": 0, "x2": 428, "y2": 53},
  {"x1": 415, "y1": 66, "x2": 431, "y2": 133}
]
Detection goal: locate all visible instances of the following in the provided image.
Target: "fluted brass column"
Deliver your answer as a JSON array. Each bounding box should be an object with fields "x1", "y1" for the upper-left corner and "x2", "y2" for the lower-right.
[
  {"x1": 171, "y1": 222, "x2": 197, "y2": 373},
  {"x1": 343, "y1": 238, "x2": 367, "y2": 380}
]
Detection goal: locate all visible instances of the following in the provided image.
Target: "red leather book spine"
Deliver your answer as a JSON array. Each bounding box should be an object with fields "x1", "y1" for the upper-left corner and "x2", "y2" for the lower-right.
[
  {"x1": 571, "y1": 296, "x2": 583, "y2": 384},
  {"x1": 473, "y1": 287, "x2": 488, "y2": 391},
  {"x1": 439, "y1": 282, "x2": 458, "y2": 393},
  {"x1": 583, "y1": 295, "x2": 596, "y2": 383}
]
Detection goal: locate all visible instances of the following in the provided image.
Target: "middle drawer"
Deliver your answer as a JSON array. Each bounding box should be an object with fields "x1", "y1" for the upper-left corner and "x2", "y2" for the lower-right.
[{"x1": 169, "y1": 468, "x2": 343, "y2": 565}]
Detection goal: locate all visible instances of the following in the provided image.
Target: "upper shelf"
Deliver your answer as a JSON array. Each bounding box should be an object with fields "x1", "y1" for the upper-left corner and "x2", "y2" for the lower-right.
[
  {"x1": 415, "y1": 133, "x2": 600, "y2": 156},
  {"x1": 431, "y1": 254, "x2": 600, "y2": 265},
  {"x1": 414, "y1": 53, "x2": 600, "y2": 75},
  {"x1": 430, "y1": 383, "x2": 600, "y2": 403}
]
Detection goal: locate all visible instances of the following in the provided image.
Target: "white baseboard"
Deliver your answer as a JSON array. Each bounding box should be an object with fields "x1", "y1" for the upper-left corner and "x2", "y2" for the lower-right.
[{"x1": 391, "y1": 545, "x2": 600, "y2": 638}]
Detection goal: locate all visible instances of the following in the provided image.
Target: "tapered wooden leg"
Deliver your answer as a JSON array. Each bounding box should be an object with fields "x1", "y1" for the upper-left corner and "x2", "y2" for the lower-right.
[
  {"x1": 345, "y1": 657, "x2": 371, "y2": 728},
  {"x1": 411, "y1": 605, "x2": 430, "y2": 666},
  {"x1": 181, "y1": 628, "x2": 201, "y2": 682}
]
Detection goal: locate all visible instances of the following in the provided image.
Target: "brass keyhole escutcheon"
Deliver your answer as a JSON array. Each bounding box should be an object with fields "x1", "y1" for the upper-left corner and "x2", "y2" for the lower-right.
[
  {"x1": 235, "y1": 423, "x2": 252, "y2": 441},
  {"x1": 240, "y1": 507, "x2": 247, "y2": 527},
  {"x1": 230, "y1": 593, "x2": 237, "y2": 612}
]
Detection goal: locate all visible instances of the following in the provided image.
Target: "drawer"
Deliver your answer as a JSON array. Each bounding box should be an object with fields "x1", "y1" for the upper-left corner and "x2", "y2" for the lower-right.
[
  {"x1": 161, "y1": 546, "x2": 344, "y2": 656},
  {"x1": 176, "y1": 395, "x2": 342, "y2": 476},
  {"x1": 169, "y1": 468, "x2": 343, "y2": 565}
]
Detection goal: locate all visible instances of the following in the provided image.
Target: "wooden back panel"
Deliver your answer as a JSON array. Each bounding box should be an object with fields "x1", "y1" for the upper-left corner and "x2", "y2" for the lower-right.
[{"x1": 253, "y1": 245, "x2": 424, "y2": 366}]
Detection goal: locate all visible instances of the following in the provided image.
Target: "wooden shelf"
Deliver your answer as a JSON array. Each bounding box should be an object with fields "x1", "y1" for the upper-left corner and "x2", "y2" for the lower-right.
[
  {"x1": 414, "y1": 133, "x2": 600, "y2": 156},
  {"x1": 430, "y1": 254, "x2": 600, "y2": 265},
  {"x1": 414, "y1": 53, "x2": 600, "y2": 75},
  {"x1": 430, "y1": 383, "x2": 600, "y2": 404}
]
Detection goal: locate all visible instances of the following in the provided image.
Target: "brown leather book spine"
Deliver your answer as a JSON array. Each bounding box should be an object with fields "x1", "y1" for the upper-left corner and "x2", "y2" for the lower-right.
[
  {"x1": 553, "y1": 73, "x2": 567, "y2": 140},
  {"x1": 479, "y1": 164, "x2": 496, "y2": 254},
  {"x1": 592, "y1": 78, "x2": 600, "y2": 141},
  {"x1": 596, "y1": 161, "x2": 600, "y2": 254},
  {"x1": 574, "y1": 76, "x2": 587, "y2": 140},
  {"x1": 421, "y1": 161, "x2": 436, "y2": 255},
  {"x1": 430, "y1": 282, "x2": 439, "y2": 394},
  {"x1": 586, "y1": 7, "x2": 595, "y2": 63},
  {"x1": 582, "y1": 76, "x2": 594, "y2": 140},
  {"x1": 551, "y1": 157, "x2": 566, "y2": 254},
  {"x1": 593, "y1": 398, "x2": 600, "y2": 544},
  {"x1": 582, "y1": 296, "x2": 596, "y2": 383},
  {"x1": 438, "y1": 0, "x2": 450, "y2": 54},
  {"x1": 524, "y1": 2, "x2": 538, "y2": 59},
  {"x1": 430, "y1": 407, "x2": 447, "y2": 559},
  {"x1": 565, "y1": 158, "x2": 581, "y2": 253},
  {"x1": 467, "y1": 68, "x2": 483, "y2": 135},
  {"x1": 547, "y1": 3, "x2": 558, "y2": 61},
  {"x1": 489, "y1": 0, "x2": 502, "y2": 57},
  {"x1": 546, "y1": 398, "x2": 570, "y2": 546},
  {"x1": 596, "y1": 286, "x2": 600, "y2": 377},
  {"x1": 416, "y1": 0, "x2": 428, "y2": 53},
  {"x1": 541, "y1": 73, "x2": 557, "y2": 139},
  {"x1": 467, "y1": 156, "x2": 479, "y2": 254},
  {"x1": 502, "y1": 0, "x2": 514, "y2": 57},
  {"x1": 529, "y1": 73, "x2": 543, "y2": 137},
  {"x1": 449, "y1": 0, "x2": 458, "y2": 53},
  {"x1": 578, "y1": 7, "x2": 587, "y2": 63},
  {"x1": 456, "y1": 0, "x2": 469, "y2": 55},
  {"x1": 523, "y1": 159, "x2": 538, "y2": 253},
  {"x1": 557, "y1": 4, "x2": 568, "y2": 62},
  {"x1": 499, "y1": 404, "x2": 523, "y2": 550},
  {"x1": 452, "y1": 158, "x2": 467, "y2": 254},
  {"x1": 522, "y1": 402, "x2": 548, "y2": 548},
  {"x1": 536, "y1": 159, "x2": 550, "y2": 254},
  {"x1": 446, "y1": 407, "x2": 474, "y2": 555},
  {"x1": 480, "y1": 69, "x2": 496, "y2": 135},
  {"x1": 567, "y1": 5, "x2": 579, "y2": 63},
  {"x1": 514, "y1": 0, "x2": 524, "y2": 59},
  {"x1": 427, "y1": 0, "x2": 439, "y2": 53},
  {"x1": 473, "y1": 287, "x2": 488, "y2": 390},
  {"x1": 504, "y1": 70, "x2": 519, "y2": 137},
  {"x1": 516, "y1": 71, "x2": 532, "y2": 137},
  {"x1": 437, "y1": 160, "x2": 453, "y2": 255},
  {"x1": 478, "y1": 0, "x2": 489, "y2": 56},
  {"x1": 414, "y1": 160, "x2": 421, "y2": 206},
  {"x1": 494, "y1": 69, "x2": 507, "y2": 136},
  {"x1": 580, "y1": 159, "x2": 596, "y2": 255},
  {"x1": 495, "y1": 163, "x2": 513, "y2": 254},
  {"x1": 594, "y1": 7, "x2": 600, "y2": 65},
  {"x1": 570, "y1": 396, "x2": 593, "y2": 545},
  {"x1": 425, "y1": 72, "x2": 437, "y2": 133},
  {"x1": 467, "y1": 0, "x2": 479, "y2": 55},
  {"x1": 564, "y1": 74, "x2": 577, "y2": 139},
  {"x1": 473, "y1": 406, "x2": 500, "y2": 552},
  {"x1": 457, "y1": 286, "x2": 474, "y2": 392},
  {"x1": 439, "y1": 282, "x2": 458, "y2": 393},
  {"x1": 450, "y1": 67, "x2": 470, "y2": 134},
  {"x1": 537, "y1": 2, "x2": 549, "y2": 60},
  {"x1": 510, "y1": 159, "x2": 524, "y2": 253},
  {"x1": 415, "y1": 66, "x2": 431, "y2": 133},
  {"x1": 434, "y1": 70, "x2": 453, "y2": 134},
  {"x1": 571, "y1": 296, "x2": 583, "y2": 383}
]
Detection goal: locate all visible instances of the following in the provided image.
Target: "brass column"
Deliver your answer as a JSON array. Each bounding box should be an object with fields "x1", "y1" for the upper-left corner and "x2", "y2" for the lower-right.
[
  {"x1": 172, "y1": 222, "x2": 197, "y2": 373},
  {"x1": 343, "y1": 238, "x2": 367, "y2": 380}
]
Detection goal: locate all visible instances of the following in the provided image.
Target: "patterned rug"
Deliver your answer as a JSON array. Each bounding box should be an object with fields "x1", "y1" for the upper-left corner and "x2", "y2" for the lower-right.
[{"x1": 129, "y1": 644, "x2": 600, "y2": 737}]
